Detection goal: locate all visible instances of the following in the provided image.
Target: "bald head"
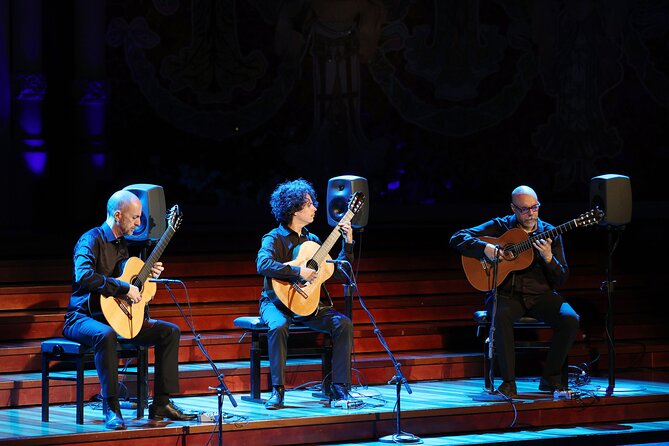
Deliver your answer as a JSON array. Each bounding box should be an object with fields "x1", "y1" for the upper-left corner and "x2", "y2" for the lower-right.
[
  {"x1": 105, "y1": 190, "x2": 143, "y2": 237},
  {"x1": 107, "y1": 190, "x2": 141, "y2": 218},
  {"x1": 511, "y1": 185, "x2": 537, "y2": 201}
]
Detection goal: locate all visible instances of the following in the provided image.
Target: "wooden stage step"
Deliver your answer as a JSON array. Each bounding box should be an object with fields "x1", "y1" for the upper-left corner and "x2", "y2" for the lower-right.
[
  {"x1": 0, "y1": 249, "x2": 664, "y2": 423},
  {"x1": 2, "y1": 376, "x2": 669, "y2": 445},
  {"x1": 3, "y1": 339, "x2": 669, "y2": 409}
]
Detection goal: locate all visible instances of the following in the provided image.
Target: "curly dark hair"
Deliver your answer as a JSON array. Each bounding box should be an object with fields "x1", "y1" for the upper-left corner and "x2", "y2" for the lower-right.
[{"x1": 270, "y1": 178, "x2": 319, "y2": 225}]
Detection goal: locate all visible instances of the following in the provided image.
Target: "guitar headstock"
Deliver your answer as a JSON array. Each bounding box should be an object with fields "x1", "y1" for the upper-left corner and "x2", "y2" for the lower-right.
[
  {"x1": 576, "y1": 207, "x2": 605, "y2": 227},
  {"x1": 348, "y1": 191, "x2": 365, "y2": 214},
  {"x1": 166, "y1": 205, "x2": 183, "y2": 231}
]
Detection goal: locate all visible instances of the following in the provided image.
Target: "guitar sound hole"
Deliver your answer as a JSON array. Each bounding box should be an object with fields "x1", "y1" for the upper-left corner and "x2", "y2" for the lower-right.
[{"x1": 130, "y1": 276, "x2": 143, "y2": 291}]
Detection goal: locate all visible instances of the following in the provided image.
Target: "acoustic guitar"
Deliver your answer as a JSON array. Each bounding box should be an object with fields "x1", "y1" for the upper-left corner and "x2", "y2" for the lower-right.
[
  {"x1": 95, "y1": 205, "x2": 182, "y2": 339},
  {"x1": 271, "y1": 192, "x2": 365, "y2": 316},
  {"x1": 461, "y1": 208, "x2": 604, "y2": 292}
]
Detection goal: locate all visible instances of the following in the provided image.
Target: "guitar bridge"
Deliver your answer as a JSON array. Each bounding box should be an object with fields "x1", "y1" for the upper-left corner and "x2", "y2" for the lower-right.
[
  {"x1": 291, "y1": 282, "x2": 309, "y2": 300},
  {"x1": 114, "y1": 298, "x2": 133, "y2": 320}
]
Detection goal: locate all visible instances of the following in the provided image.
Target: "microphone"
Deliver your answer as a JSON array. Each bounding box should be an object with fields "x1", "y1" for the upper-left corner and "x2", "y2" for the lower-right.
[
  {"x1": 326, "y1": 259, "x2": 346, "y2": 264},
  {"x1": 149, "y1": 278, "x2": 181, "y2": 284}
]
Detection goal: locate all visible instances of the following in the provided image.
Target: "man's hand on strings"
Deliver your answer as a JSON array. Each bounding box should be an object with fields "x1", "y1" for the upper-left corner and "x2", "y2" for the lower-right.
[
  {"x1": 299, "y1": 267, "x2": 318, "y2": 283},
  {"x1": 532, "y1": 238, "x2": 553, "y2": 263}
]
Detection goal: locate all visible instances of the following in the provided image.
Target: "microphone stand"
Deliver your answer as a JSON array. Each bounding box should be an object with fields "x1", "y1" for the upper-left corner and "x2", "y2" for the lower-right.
[
  {"x1": 162, "y1": 281, "x2": 237, "y2": 446},
  {"x1": 488, "y1": 249, "x2": 500, "y2": 393},
  {"x1": 337, "y1": 262, "x2": 420, "y2": 444},
  {"x1": 473, "y1": 246, "x2": 508, "y2": 402}
]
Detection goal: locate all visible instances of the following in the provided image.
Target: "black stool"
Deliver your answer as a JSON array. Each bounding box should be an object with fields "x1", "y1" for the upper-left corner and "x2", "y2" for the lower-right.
[
  {"x1": 41, "y1": 337, "x2": 148, "y2": 424},
  {"x1": 233, "y1": 316, "x2": 332, "y2": 403},
  {"x1": 474, "y1": 310, "x2": 568, "y2": 389}
]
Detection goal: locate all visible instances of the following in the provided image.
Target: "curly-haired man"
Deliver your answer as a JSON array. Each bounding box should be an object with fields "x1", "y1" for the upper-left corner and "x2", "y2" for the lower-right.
[{"x1": 256, "y1": 178, "x2": 355, "y2": 409}]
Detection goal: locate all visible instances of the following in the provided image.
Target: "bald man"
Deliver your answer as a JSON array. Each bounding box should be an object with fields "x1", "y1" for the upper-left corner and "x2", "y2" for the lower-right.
[
  {"x1": 63, "y1": 190, "x2": 196, "y2": 429},
  {"x1": 449, "y1": 186, "x2": 579, "y2": 398}
]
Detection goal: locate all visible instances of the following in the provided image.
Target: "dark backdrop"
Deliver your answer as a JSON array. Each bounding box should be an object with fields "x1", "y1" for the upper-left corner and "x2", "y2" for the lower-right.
[{"x1": 1, "y1": 1, "x2": 667, "y2": 262}]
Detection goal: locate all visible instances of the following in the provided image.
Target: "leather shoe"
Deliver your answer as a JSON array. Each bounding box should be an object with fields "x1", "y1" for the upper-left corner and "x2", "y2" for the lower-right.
[
  {"x1": 497, "y1": 380, "x2": 517, "y2": 398},
  {"x1": 330, "y1": 383, "x2": 351, "y2": 401},
  {"x1": 265, "y1": 386, "x2": 285, "y2": 410},
  {"x1": 149, "y1": 401, "x2": 197, "y2": 421},
  {"x1": 539, "y1": 376, "x2": 567, "y2": 392},
  {"x1": 105, "y1": 407, "x2": 126, "y2": 430}
]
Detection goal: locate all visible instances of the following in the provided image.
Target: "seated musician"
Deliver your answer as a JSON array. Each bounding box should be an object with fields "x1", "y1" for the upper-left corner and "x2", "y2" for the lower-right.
[
  {"x1": 256, "y1": 178, "x2": 355, "y2": 409},
  {"x1": 449, "y1": 185, "x2": 580, "y2": 398}
]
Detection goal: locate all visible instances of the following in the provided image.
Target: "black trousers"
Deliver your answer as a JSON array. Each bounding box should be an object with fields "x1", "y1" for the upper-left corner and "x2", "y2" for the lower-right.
[
  {"x1": 260, "y1": 297, "x2": 353, "y2": 387},
  {"x1": 63, "y1": 311, "x2": 181, "y2": 400},
  {"x1": 486, "y1": 291, "x2": 580, "y2": 382}
]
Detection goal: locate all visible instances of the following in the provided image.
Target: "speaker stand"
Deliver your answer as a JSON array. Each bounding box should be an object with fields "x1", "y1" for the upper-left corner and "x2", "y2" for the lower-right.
[
  {"x1": 603, "y1": 226, "x2": 623, "y2": 396},
  {"x1": 344, "y1": 227, "x2": 363, "y2": 322}
]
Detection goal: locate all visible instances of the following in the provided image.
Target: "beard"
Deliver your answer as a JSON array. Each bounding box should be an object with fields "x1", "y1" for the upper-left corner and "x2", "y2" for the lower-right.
[{"x1": 519, "y1": 217, "x2": 537, "y2": 231}]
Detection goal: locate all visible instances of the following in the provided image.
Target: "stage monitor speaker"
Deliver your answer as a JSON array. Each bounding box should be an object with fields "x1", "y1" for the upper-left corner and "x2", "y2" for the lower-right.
[
  {"x1": 327, "y1": 175, "x2": 369, "y2": 228},
  {"x1": 123, "y1": 183, "x2": 166, "y2": 242},
  {"x1": 590, "y1": 174, "x2": 632, "y2": 227}
]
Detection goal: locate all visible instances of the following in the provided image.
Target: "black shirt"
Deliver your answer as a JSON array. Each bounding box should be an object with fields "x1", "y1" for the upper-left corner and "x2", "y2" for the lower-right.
[
  {"x1": 449, "y1": 214, "x2": 569, "y2": 299},
  {"x1": 256, "y1": 223, "x2": 355, "y2": 303},
  {"x1": 67, "y1": 223, "x2": 131, "y2": 316}
]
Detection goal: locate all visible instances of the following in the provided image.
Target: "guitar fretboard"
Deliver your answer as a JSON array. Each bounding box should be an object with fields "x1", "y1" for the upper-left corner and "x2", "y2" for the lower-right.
[
  {"x1": 132, "y1": 225, "x2": 176, "y2": 287},
  {"x1": 308, "y1": 209, "x2": 355, "y2": 268},
  {"x1": 510, "y1": 219, "x2": 580, "y2": 256}
]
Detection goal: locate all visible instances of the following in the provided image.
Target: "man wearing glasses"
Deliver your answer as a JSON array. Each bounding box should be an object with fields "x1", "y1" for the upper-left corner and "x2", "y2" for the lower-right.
[{"x1": 449, "y1": 185, "x2": 580, "y2": 398}]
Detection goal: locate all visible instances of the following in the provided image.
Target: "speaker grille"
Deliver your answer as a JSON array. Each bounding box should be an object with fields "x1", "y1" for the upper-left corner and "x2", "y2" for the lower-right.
[
  {"x1": 123, "y1": 184, "x2": 167, "y2": 241},
  {"x1": 326, "y1": 175, "x2": 369, "y2": 228}
]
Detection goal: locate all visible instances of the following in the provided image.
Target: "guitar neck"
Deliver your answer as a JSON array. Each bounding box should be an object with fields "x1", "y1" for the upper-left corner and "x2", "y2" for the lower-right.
[
  {"x1": 134, "y1": 226, "x2": 176, "y2": 285},
  {"x1": 310, "y1": 209, "x2": 355, "y2": 266},
  {"x1": 511, "y1": 219, "x2": 579, "y2": 255}
]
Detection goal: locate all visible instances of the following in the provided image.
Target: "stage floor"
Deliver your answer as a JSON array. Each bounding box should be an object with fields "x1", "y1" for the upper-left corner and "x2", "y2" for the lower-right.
[
  {"x1": 330, "y1": 420, "x2": 669, "y2": 445},
  {"x1": 3, "y1": 375, "x2": 669, "y2": 445}
]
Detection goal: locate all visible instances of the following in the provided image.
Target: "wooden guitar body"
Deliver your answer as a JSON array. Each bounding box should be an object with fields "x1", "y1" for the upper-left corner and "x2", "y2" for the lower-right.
[
  {"x1": 271, "y1": 241, "x2": 336, "y2": 317},
  {"x1": 461, "y1": 228, "x2": 533, "y2": 292},
  {"x1": 99, "y1": 256, "x2": 156, "y2": 339},
  {"x1": 460, "y1": 208, "x2": 604, "y2": 292}
]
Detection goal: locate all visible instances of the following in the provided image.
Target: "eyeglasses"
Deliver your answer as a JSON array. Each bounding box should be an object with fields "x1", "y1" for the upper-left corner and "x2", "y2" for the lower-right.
[{"x1": 511, "y1": 202, "x2": 540, "y2": 215}]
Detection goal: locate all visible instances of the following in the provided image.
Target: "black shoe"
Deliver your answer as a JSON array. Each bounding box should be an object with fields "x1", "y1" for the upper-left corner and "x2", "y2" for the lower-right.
[
  {"x1": 265, "y1": 386, "x2": 285, "y2": 410},
  {"x1": 497, "y1": 380, "x2": 517, "y2": 398},
  {"x1": 149, "y1": 401, "x2": 197, "y2": 421},
  {"x1": 330, "y1": 383, "x2": 351, "y2": 401},
  {"x1": 539, "y1": 376, "x2": 567, "y2": 392},
  {"x1": 105, "y1": 407, "x2": 126, "y2": 430}
]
